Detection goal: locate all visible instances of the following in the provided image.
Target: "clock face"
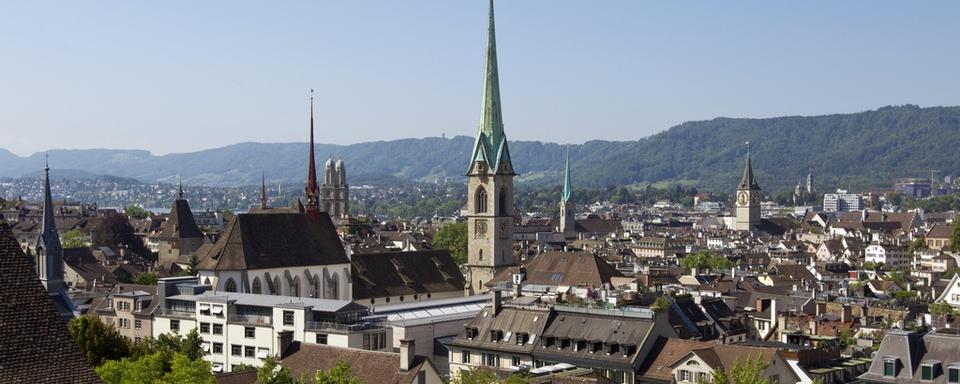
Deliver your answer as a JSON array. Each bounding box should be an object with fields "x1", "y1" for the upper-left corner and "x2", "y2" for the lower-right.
[{"x1": 737, "y1": 191, "x2": 748, "y2": 206}]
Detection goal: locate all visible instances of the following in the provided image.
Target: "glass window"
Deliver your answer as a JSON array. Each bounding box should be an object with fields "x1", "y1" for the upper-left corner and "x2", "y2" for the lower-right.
[
  {"x1": 244, "y1": 346, "x2": 255, "y2": 358},
  {"x1": 231, "y1": 344, "x2": 242, "y2": 356},
  {"x1": 283, "y1": 311, "x2": 294, "y2": 326},
  {"x1": 244, "y1": 327, "x2": 255, "y2": 338},
  {"x1": 199, "y1": 322, "x2": 210, "y2": 334},
  {"x1": 512, "y1": 357, "x2": 521, "y2": 367},
  {"x1": 316, "y1": 333, "x2": 328, "y2": 345},
  {"x1": 170, "y1": 319, "x2": 180, "y2": 332},
  {"x1": 213, "y1": 343, "x2": 223, "y2": 355},
  {"x1": 922, "y1": 365, "x2": 933, "y2": 380},
  {"x1": 213, "y1": 324, "x2": 223, "y2": 335},
  {"x1": 134, "y1": 320, "x2": 142, "y2": 330},
  {"x1": 885, "y1": 360, "x2": 896, "y2": 377},
  {"x1": 948, "y1": 367, "x2": 959, "y2": 383},
  {"x1": 461, "y1": 351, "x2": 471, "y2": 364}
]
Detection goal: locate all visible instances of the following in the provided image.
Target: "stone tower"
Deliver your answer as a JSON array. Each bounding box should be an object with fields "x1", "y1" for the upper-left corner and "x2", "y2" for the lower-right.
[
  {"x1": 559, "y1": 149, "x2": 575, "y2": 237},
  {"x1": 466, "y1": 0, "x2": 515, "y2": 295},
  {"x1": 734, "y1": 151, "x2": 761, "y2": 231},
  {"x1": 321, "y1": 159, "x2": 349, "y2": 218}
]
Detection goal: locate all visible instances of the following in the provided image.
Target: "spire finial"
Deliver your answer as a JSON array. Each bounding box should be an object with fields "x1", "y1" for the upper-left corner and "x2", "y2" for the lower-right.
[
  {"x1": 44, "y1": 153, "x2": 49, "y2": 172},
  {"x1": 260, "y1": 172, "x2": 267, "y2": 209},
  {"x1": 177, "y1": 175, "x2": 184, "y2": 199}
]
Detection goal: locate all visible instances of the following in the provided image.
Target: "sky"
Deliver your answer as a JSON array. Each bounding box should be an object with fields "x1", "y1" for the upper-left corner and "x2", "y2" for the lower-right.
[{"x1": 1, "y1": 1, "x2": 959, "y2": 156}]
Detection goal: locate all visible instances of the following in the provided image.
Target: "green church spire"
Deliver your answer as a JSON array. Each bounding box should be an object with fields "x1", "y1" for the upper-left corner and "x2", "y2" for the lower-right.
[
  {"x1": 562, "y1": 148, "x2": 572, "y2": 203},
  {"x1": 470, "y1": 0, "x2": 511, "y2": 172}
]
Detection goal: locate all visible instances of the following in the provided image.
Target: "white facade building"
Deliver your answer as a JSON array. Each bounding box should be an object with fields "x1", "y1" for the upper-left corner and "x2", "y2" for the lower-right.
[
  {"x1": 823, "y1": 190, "x2": 864, "y2": 213},
  {"x1": 864, "y1": 244, "x2": 909, "y2": 269}
]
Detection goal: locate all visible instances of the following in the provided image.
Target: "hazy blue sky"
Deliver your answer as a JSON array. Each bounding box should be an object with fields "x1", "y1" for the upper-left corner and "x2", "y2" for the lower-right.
[{"x1": 1, "y1": 1, "x2": 958, "y2": 156}]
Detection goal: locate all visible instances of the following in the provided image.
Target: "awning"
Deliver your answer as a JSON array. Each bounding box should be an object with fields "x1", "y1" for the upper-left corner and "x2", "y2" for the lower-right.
[
  {"x1": 199, "y1": 304, "x2": 211, "y2": 311},
  {"x1": 556, "y1": 286, "x2": 571, "y2": 294},
  {"x1": 202, "y1": 343, "x2": 210, "y2": 352},
  {"x1": 211, "y1": 306, "x2": 223, "y2": 314},
  {"x1": 212, "y1": 364, "x2": 223, "y2": 373},
  {"x1": 257, "y1": 349, "x2": 269, "y2": 359}
]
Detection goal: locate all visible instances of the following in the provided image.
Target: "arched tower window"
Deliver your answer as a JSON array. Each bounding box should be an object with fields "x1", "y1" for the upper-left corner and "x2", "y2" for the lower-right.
[
  {"x1": 273, "y1": 277, "x2": 281, "y2": 296},
  {"x1": 499, "y1": 187, "x2": 508, "y2": 216},
  {"x1": 224, "y1": 278, "x2": 237, "y2": 292},
  {"x1": 475, "y1": 187, "x2": 488, "y2": 213},
  {"x1": 479, "y1": 249, "x2": 484, "y2": 261},
  {"x1": 251, "y1": 277, "x2": 262, "y2": 294},
  {"x1": 292, "y1": 276, "x2": 301, "y2": 297},
  {"x1": 328, "y1": 273, "x2": 340, "y2": 300}
]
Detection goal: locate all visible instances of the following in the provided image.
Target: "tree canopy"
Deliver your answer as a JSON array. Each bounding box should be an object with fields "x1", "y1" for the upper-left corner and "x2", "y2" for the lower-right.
[{"x1": 434, "y1": 222, "x2": 468, "y2": 265}]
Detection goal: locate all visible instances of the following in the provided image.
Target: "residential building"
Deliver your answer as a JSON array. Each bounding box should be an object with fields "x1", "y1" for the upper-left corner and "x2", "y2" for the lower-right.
[
  {"x1": 865, "y1": 244, "x2": 909, "y2": 269},
  {"x1": 151, "y1": 277, "x2": 387, "y2": 373},
  {"x1": 926, "y1": 224, "x2": 952, "y2": 251},
  {"x1": 486, "y1": 251, "x2": 624, "y2": 294},
  {"x1": 823, "y1": 190, "x2": 864, "y2": 213},
  {"x1": 637, "y1": 337, "x2": 800, "y2": 384},
  {"x1": 95, "y1": 284, "x2": 158, "y2": 342},
  {"x1": 859, "y1": 329, "x2": 960, "y2": 383}
]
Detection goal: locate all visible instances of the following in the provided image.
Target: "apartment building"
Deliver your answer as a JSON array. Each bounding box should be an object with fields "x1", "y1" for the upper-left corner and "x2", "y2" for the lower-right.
[
  {"x1": 152, "y1": 277, "x2": 388, "y2": 373},
  {"x1": 94, "y1": 284, "x2": 158, "y2": 342},
  {"x1": 865, "y1": 244, "x2": 909, "y2": 269}
]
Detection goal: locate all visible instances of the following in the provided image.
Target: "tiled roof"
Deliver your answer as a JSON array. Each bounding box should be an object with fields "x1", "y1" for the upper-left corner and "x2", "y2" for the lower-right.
[
  {"x1": 0, "y1": 221, "x2": 101, "y2": 382},
  {"x1": 158, "y1": 199, "x2": 204, "y2": 239},
  {"x1": 281, "y1": 342, "x2": 427, "y2": 384},
  {"x1": 351, "y1": 250, "x2": 465, "y2": 300}
]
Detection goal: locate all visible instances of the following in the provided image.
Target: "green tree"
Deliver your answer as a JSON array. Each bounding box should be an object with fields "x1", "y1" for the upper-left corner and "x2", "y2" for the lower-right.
[
  {"x1": 62, "y1": 229, "x2": 90, "y2": 249},
  {"x1": 433, "y1": 222, "x2": 468, "y2": 265},
  {"x1": 313, "y1": 360, "x2": 364, "y2": 384},
  {"x1": 92, "y1": 212, "x2": 149, "y2": 256},
  {"x1": 708, "y1": 354, "x2": 771, "y2": 384},
  {"x1": 951, "y1": 220, "x2": 960, "y2": 253},
  {"x1": 179, "y1": 328, "x2": 204, "y2": 361},
  {"x1": 651, "y1": 296, "x2": 672, "y2": 311},
  {"x1": 95, "y1": 352, "x2": 165, "y2": 384},
  {"x1": 907, "y1": 238, "x2": 926, "y2": 256},
  {"x1": 161, "y1": 353, "x2": 216, "y2": 384},
  {"x1": 124, "y1": 205, "x2": 150, "y2": 220},
  {"x1": 451, "y1": 367, "x2": 498, "y2": 384},
  {"x1": 68, "y1": 316, "x2": 131, "y2": 367},
  {"x1": 133, "y1": 271, "x2": 159, "y2": 285},
  {"x1": 258, "y1": 356, "x2": 296, "y2": 384}
]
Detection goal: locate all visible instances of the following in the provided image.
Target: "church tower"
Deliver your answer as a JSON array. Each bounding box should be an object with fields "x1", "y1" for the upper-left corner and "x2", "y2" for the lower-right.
[
  {"x1": 734, "y1": 150, "x2": 761, "y2": 231},
  {"x1": 466, "y1": 0, "x2": 515, "y2": 295},
  {"x1": 304, "y1": 91, "x2": 322, "y2": 224},
  {"x1": 559, "y1": 150, "x2": 575, "y2": 237},
  {"x1": 35, "y1": 161, "x2": 76, "y2": 317}
]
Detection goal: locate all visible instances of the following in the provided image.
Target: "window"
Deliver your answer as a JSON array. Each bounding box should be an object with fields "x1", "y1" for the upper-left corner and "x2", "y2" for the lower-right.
[
  {"x1": 516, "y1": 333, "x2": 529, "y2": 345},
  {"x1": 475, "y1": 187, "x2": 488, "y2": 213},
  {"x1": 134, "y1": 337, "x2": 141, "y2": 343},
  {"x1": 283, "y1": 311, "x2": 294, "y2": 326},
  {"x1": 244, "y1": 327, "x2": 255, "y2": 338},
  {"x1": 885, "y1": 359, "x2": 897, "y2": 377},
  {"x1": 213, "y1": 324, "x2": 223, "y2": 335},
  {"x1": 199, "y1": 304, "x2": 211, "y2": 316},
  {"x1": 251, "y1": 278, "x2": 262, "y2": 294},
  {"x1": 107, "y1": 299, "x2": 113, "y2": 309},
  {"x1": 512, "y1": 357, "x2": 521, "y2": 367},
  {"x1": 697, "y1": 372, "x2": 708, "y2": 383},
  {"x1": 212, "y1": 343, "x2": 223, "y2": 355},
  {"x1": 499, "y1": 188, "x2": 507, "y2": 216},
  {"x1": 483, "y1": 353, "x2": 499, "y2": 367},
  {"x1": 200, "y1": 322, "x2": 210, "y2": 334},
  {"x1": 923, "y1": 365, "x2": 934, "y2": 380},
  {"x1": 316, "y1": 333, "x2": 328, "y2": 345},
  {"x1": 170, "y1": 320, "x2": 180, "y2": 332},
  {"x1": 418, "y1": 371, "x2": 425, "y2": 384},
  {"x1": 134, "y1": 320, "x2": 142, "y2": 330},
  {"x1": 244, "y1": 346, "x2": 256, "y2": 358},
  {"x1": 461, "y1": 351, "x2": 471, "y2": 364},
  {"x1": 678, "y1": 369, "x2": 690, "y2": 382},
  {"x1": 948, "y1": 367, "x2": 959, "y2": 383},
  {"x1": 231, "y1": 345, "x2": 242, "y2": 356},
  {"x1": 224, "y1": 278, "x2": 237, "y2": 292},
  {"x1": 363, "y1": 332, "x2": 386, "y2": 350},
  {"x1": 119, "y1": 318, "x2": 129, "y2": 328}
]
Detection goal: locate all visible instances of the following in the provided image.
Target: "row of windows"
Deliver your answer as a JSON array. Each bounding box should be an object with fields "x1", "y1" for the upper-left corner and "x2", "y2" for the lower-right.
[
  {"x1": 368, "y1": 293, "x2": 432, "y2": 305},
  {"x1": 199, "y1": 322, "x2": 224, "y2": 335},
  {"x1": 362, "y1": 332, "x2": 386, "y2": 350},
  {"x1": 116, "y1": 318, "x2": 143, "y2": 330},
  {"x1": 473, "y1": 186, "x2": 509, "y2": 216}
]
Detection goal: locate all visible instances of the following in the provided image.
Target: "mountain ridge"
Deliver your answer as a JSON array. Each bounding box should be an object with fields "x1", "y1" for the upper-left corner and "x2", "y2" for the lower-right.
[{"x1": 3, "y1": 105, "x2": 958, "y2": 193}]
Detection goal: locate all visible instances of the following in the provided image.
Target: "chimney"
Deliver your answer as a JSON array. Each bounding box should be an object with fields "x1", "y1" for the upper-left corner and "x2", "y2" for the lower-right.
[
  {"x1": 277, "y1": 331, "x2": 294, "y2": 359},
  {"x1": 492, "y1": 290, "x2": 502, "y2": 316},
  {"x1": 399, "y1": 339, "x2": 415, "y2": 372},
  {"x1": 770, "y1": 299, "x2": 777, "y2": 326}
]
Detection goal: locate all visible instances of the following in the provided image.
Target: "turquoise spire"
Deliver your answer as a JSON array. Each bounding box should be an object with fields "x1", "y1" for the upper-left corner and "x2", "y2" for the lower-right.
[
  {"x1": 470, "y1": 0, "x2": 511, "y2": 172},
  {"x1": 562, "y1": 148, "x2": 572, "y2": 203}
]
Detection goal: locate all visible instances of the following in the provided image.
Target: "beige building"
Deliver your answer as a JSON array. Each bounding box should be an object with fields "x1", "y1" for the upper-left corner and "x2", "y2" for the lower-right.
[
  {"x1": 95, "y1": 284, "x2": 158, "y2": 342},
  {"x1": 639, "y1": 338, "x2": 800, "y2": 383}
]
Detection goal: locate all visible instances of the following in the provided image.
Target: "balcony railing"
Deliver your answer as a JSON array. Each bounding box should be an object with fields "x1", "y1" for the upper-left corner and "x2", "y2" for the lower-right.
[
  {"x1": 305, "y1": 319, "x2": 385, "y2": 333},
  {"x1": 156, "y1": 308, "x2": 196, "y2": 319},
  {"x1": 229, "y1": 314, "x2": 272, "y2": 326}
]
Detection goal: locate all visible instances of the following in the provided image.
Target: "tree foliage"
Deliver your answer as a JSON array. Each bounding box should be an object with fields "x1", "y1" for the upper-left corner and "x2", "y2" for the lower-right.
[
  {"x1": 124, "y1": 205, "x2": 150, "y2": 220},
  {"x1": 133, "y1": 271, "x2": 159, "y2": 285},
  {"x1": 257, "y1": 356, "x2": 296, "y2": 384},
  {"x1": 68, "y1": 316, "x2": 131, "y2": 367},
  {"x1": 92, "y1": 212, "x2": 149, "y2": 257},
  {"x1": 679, "y1": 252, "x2": 734, "y2": 273},
  {"x1": 450, "y1": 367, "x2": 530, "y2": 384},
  {"x1": 434, "y1": 221, "x2": 468, "y2": 265},
  {"x1": 708, "y1": 354, "x2": 771, "y2": 384},
  {"x1": 62, "y1": 229, "x2": 90, "y2": 249},
  {"x1": 951, "y1": 219, "x2": 960, "y2": 253},
  {"x1": 312, "y1": 360, "x2": 365, "y2": 384},
  {"x1": 95, "y1": 352, "x2": 214, "y2": 384}
]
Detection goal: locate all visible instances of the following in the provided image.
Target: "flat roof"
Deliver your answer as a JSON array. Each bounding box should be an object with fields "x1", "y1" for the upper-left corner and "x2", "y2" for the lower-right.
[{"x1": 166, "y1": 291, "x2": 360, "y2": 313}]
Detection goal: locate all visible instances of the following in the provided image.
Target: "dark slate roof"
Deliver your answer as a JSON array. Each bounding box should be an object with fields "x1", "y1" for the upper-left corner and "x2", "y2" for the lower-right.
[
  {"x1": 0, "y1": 221, "x2": 101, "y2": 383},
  {"x1": 351, "y1": 250, "x2": 466, "y2": 300},
  {"x1": 574, "y1": 217, "x2": 622, "y2": 234},
  {"x1": 449, "y1": 305, "x2": 552, "y2": 355},
  {"x1": 64, "y1": 248, "x2": 118, "y2": 287},
  {"x1": 196, "y1": 212, "x2": 349, "y2": 271},
  {"x1": 859, "y1": 330, "x2": 960, "y2": 383},
  {"x1": 489, "y1": 251, "x2": 624, "y2": 288},
  {"x1": 534, "y1": 308, "x2": 662, "y2": 369},
  {"x1": 158, "y1": 199, "x2": 204, "y2": 239}
]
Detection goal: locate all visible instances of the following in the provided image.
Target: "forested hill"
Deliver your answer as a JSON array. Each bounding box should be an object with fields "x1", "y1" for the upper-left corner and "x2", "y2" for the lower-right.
[{"x1": 1, "y1": 105, "x2": 958, "y2": 193}]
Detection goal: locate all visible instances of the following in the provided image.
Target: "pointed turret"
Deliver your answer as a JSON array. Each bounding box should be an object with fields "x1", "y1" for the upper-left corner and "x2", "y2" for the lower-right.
[
  {"x1": 177, "y1": 175, "x2": 184, "y2": 199},
  {"x1": 738, "y1": 152, "x2": 760, "y2": 190},
  {"x1": 35, "y1": 158, "x2": 75, "y2": 317},
  {"x1": 304, "y1": 90, "x2": 322, "y2": 222},
  {"x1": 561, "y1": 149, "x2": 572, "y2": 204},
  {"x1": 468, "y1": 0, "x2": 512, "y2": 174}
]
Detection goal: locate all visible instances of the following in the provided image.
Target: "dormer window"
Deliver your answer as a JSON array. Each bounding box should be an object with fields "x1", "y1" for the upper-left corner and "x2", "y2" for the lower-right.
[
  {"x1": 557, "y1": 337, "x2": 569, "y2": 350},
  {"x1": 884, "y1": 358, "x2": 899, "y2": 377},
  {"x1": 574, "y1": 340, "x2": 586, "y2": 352},
  {"x1": 921, "y1": 361, "x2": 941, "y2": 381},
  {"x1": 605, "y1": 343, "x2": 619, "y2": 355},
  {"x1": 465, "y1": 327, "x2": 479, "y2": 340},
  {"x1": 947, "y1": 365, "x2": 959, "y2": 383},
  {"x1": 489, "y1": 329, "x2": 503, "y2": 342},
  {"x1": 591, "y1": 341, "x2": 602, "y2": 354},
  {"x1": 516, "y1": 333, "x2": 529, "y2": 345},
  {"x1": 543, "y1": 336, "x2": 555, "y2": 348}
]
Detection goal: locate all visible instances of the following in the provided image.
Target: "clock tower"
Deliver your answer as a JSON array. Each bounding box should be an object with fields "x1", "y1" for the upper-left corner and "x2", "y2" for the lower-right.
[
  {"x1": 734, "y1": 151, "x2": 761, "y2": 231},
  {"x1": 466, "y1": 0, "x2": 515, "y2": 295}
]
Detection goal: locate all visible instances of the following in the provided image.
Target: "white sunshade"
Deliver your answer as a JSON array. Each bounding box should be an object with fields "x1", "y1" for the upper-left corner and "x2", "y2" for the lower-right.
[
  {"x1": 257, "y1": 349, "x2": 269, "y2": 359},
  {"x1": 529, "y1": 368, "x2": 548, "y2": 375},
  {"x1": 212, "y1": 364, "x2": 223, "y2": 373},
  {"x1": 199, "y1": 304, "x2": 211, "y2": 311},
  {"x1": 211, "y1": 306, "x2": 223, "y2": 314},
  {"x1": 202, "y1": 343, "x2": 210, "y2": 352},
  {"x1": 555, "y1": 363, "x2": 575, "y2": 370}
]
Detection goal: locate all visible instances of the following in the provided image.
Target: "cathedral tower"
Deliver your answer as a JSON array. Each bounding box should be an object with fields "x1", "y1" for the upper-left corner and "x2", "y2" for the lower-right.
[
  {"x1": 35, "y1": 161, "x2": 76, "y2": 317},
  {"x1": 734, "y1": 150, "x2": 761, "y2": 231},
  {"x1": 559, "y1": 149, "x2": 575, "y2": 237},
  {"x1": 304, "y1": 91, "x2": 322, "y2": 224},
  {"x1": 466, "y1": 0, "x2": 515, "y2": 295}
]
